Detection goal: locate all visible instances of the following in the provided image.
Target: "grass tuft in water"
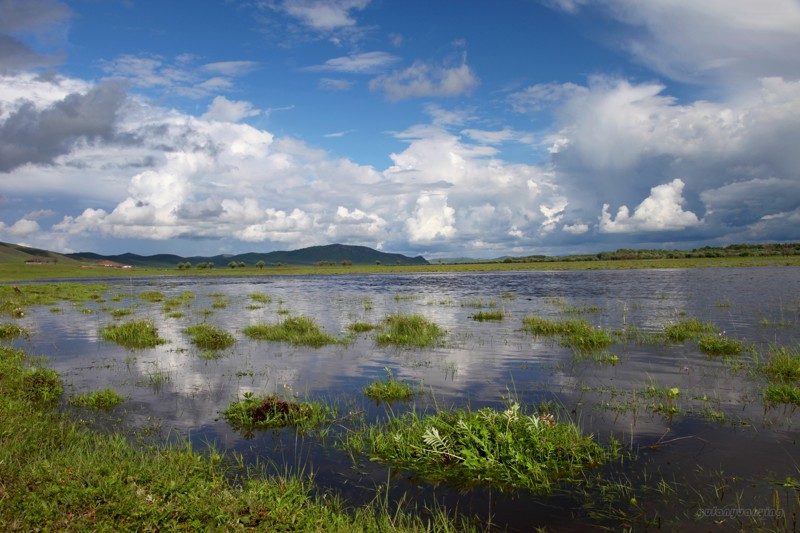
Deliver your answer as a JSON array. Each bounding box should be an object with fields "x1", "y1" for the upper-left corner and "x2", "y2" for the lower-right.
[
  {"x1": 23, "y1": 367, "x2": 63, "y2": 403},
  {"x1": 100, "y1": 319, "x2": 167, "y2": 349},
  {"x1": 760, "y1": 344, "x2": 800, "y2": 382},
  {"x1": 110, "y1": 308, "x2": 134, "y2": 319},
  {"x1": 522, "y1": 316, "x2": 612, "y2": 351},
  {"x1": 374, "y1": 314, "x2": 445, "y2": 348},
  {"x1": 185, "y1": 323, "x2": 236, "y2": 350},
  {"x1": 364, "y1": 368, "x2": 421, "y2": 402},
  {"x1": 470, "y1": 310, "x2": 505, "y2": 321},
  {"x1": 763, "y1": 383, "x2": 800, "y2": 405},
  {"x1": 69, "y1": 388, "x2": 126, "y2": 410},
  {"x1": 249, "y1": 292, "x2": 272, "y2": 304},
  {"x1": 663, "y1": 319, "x2": 716, "y2": 342},
  {"x1": 138, "y1": 290, "x2": 164, "y2": 303},
  {"x1": 697, "y1": 334, "x2": 743, "y2": 356},
  {"x1": 243, "y1": 316, "x2": 338, "y2": 347},
  {"x1": 360, "y1": 401, "x2": 616, "y2": 493},
  {"x1": 0, "y1": 322, "x2": 28, "y2": 340},
  {"x1": 222, "y1": 392, "x2": 333, "y2": 433},
  {"x1": 347, "y1": 322, "x2": 377, "y2": 333}
]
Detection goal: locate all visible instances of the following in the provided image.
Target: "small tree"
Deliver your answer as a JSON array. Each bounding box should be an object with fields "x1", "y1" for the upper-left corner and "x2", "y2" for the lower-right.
[
  {"x1": 177, "y1": 262, "x2": 185, "y2": 270},
  {"x1": 256, "y1": 260, "x2": 265, "y2": 270},
  {"x1": 184, "y1": 262, "x2": 191, "y2": 269},
  {"x1": 228, "y1": 261, "x2": 237, "y2": 269},
  {"x1": 341, "y1": 260, "x2": 352, "y2": 266},
  {"x1": 238, "y1": 261, "x2": 246, "y2": 268}
]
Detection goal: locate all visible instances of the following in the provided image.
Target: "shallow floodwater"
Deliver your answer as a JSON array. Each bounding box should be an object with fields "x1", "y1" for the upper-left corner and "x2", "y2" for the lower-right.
[{"x1": 12, "y1": 267, "x2": 800, "y2": 530}]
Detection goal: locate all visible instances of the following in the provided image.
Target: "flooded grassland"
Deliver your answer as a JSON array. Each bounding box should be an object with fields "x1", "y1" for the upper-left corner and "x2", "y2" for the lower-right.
[{"x1": 3, "y1": 267, "x2": 800, "y2": 531}]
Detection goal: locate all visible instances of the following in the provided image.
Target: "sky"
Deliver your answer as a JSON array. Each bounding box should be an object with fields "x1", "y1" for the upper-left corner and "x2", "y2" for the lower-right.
[{"x1": 1, "y1": 0, "x2": 799, "y2": 259}]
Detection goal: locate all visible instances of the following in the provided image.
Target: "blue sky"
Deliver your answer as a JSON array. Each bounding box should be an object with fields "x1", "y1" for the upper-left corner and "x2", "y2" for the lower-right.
[{"x1": 1, "y1": 0, "x2": 799, "y2": 259}]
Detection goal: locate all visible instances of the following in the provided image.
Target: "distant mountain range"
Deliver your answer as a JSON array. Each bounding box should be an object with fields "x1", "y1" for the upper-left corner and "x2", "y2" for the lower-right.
[{"x1": 0, "y1": 241, "x2": 428, "y2": 267}]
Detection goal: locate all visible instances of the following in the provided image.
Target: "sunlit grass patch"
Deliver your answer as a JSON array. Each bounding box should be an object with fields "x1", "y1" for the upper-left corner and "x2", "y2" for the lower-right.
[
  {"x1": 249, "y1": 292, "x2": 272, "y2": 304},
  {"x1": 763, "y1": 383, "x2": 800, "y2": 405},
  {"x1": 697, "y1": 334, "x2": 743, "y2": 356},
  {"x1": 23, "y1": 367, "x2": 63, "y2": 403},
  {"x1": 222, "y1": 392, "x2": 333, "y2": 433},
  {"x1": 760, "y1": 344, "x2": 800, "y2": 382},
  {"x1": 360, "y1": 402, "x2": 615, "y2": 493},
  {"x1": 348, "y1": 322, "x2": 377, "y2": 333},
  {"x1": 100, "y1": 319, "x2": 168, "y2": 349},
  {"x1": 243, "y1": 316, "x2": 338, "y2": 347},
  {"x1": 139, "y1": 290, "x2": 164, "y2": 303},
  {"x1": 663, "y1": 319, "x2": 716, "y2": 342},
  {"x1": 69, "y1": 388, "x2": 126, "y2": 410},
  {"x1": 470, "y1": 310, "x2": 505, "y2": 321},
  {"x1": 364, "y1": 368, "x2": 421, "y2": 402},
  {"x1": 374, "y1": 314, "x2": 446, "y2": 348},
  {"x1": 110, "y1": 308, "x2": 134, "y2": 319},
  {"x1": 0, "y1": 322, "x2": 28, "y2": 340},
  {"x1": 522, "y1": 316, "x2": 612, "y2": 351},
  {"x1": 185, "y1": 323, "x2": 236, "y2": 350}
]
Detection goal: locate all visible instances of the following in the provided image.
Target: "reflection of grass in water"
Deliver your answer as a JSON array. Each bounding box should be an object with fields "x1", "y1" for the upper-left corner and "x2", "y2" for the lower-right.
[
  {"x1": 101, "y1": 319, "x2": 168, "y2": 349},
  {"x1": 243, "y1": 316, "x2": 338, "y2": 347},
  {"x1": 185, "y1": 323, "x2": 235, "y2": 350},
  {"x1": 145, "y1": 362, "x2": 170, "y2": 389},
  {"x1": 375, "y1": 314, "x2": 445, "y2": 348},
  {"x1": 69, "y1": 388, "x2": 126, "y2": 410},
  {"x1": 354, "y1": 401, "x2": 616, "y2": 493}
]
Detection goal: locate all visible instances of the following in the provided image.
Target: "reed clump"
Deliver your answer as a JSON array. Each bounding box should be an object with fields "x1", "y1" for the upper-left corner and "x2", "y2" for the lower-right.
[
  {"x1": 522, "y1": 316, "x2": 612, "y2": 351},
  {"x1": 69, "y1": 388, "x2": 126, "y2": 410},
  {"x1": 100, "y1": 319, "x2": 168, "y2": 349},
  {"x1": 243, "y1": 316, "x2": 338, "y2": 347},
  {"x1": 222, "y1": 392, "x2": 333, "y2": 433},
  {"x1": 374, "y1": 314, "x2": 445, "y2": 348},
  {"x1": 361, "y1": 402, "x2": 615, "y2": 493},
  {"x1": 364, "y1": 368, "x2": 421, "y2": 402},
  {"x1": 185, "y1": 323, "x2": 236, "y2": 350}
]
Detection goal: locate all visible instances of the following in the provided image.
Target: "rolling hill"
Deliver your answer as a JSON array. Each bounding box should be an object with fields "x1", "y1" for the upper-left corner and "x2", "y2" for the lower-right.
[{"x1": 65, "y1": 243, "x2": 429, "y2": 268}]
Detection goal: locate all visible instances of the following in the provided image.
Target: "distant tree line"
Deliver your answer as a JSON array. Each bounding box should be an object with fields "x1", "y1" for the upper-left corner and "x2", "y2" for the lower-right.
[{"x1": 502, "y1": 243, "x2": 800, "y2": 264}]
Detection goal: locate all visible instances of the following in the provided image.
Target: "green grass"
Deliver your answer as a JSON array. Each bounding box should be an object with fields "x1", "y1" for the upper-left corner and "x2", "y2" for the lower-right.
[
  {"x1": 222, "y1": 392, "x2": 333, "y2": 433},
  {"x1": 100, "y1": 319, "x2": 168, "y2": 349},
  {"x1": 347, "y1": 322, "x2": 377, "y2": 333},
  {"x1": 663, "y1": 319, "x2": 716, "y2": 342},
  {"x1": 364, "y1": 368, "x2": 421, "y2": 402},
  {"x1": 522, "y1": 316, "x2": 612, "y2": 351},
  {"x1": 22, "y1": 366, "x2": 63, "y2": 403},
  {"x1": 697, "y1": 334, "x2": 743, "y2": 356},
  {"x1": 763, "y1": 383, "x2": 800, "y2": 405},
  {"x1": 760, "y1": 344, "x2": 800, "y2": 382},
  {"x1": 185, "y1": 323, "x2": 236, "y2": 350},
  {"x1": 470, "y1": 310, "x2": 505, "y2": 321},
  {"x1": 163, "y1": 291, "x2": 194, "y2": 313},
  {"x1": 374, "y1": 314, "x2": 445, "y2": 348},
  {"x1": 249, "y1": 292, "x2": 272, "y2": 304},
  {"x1": 138, "y1": 290, "x2": 164, "y2": 303},
  {"x1": 357, "y1": 401, "x2": 616, "y2": 493},
  {"x1": 109, "y1": 307, "x2": 134, "y2": 319},
  {"x1": 0, "y1": 322, "x2": 28, "y2": 340},
  {"x1": 243, "y1": 316, "x2": 338, "y2": 347},
  {"x1": 0, "y1": 345, "x2": 478, "y2": 532},
  {"x1": 69, "y1": 388, "x2": 126, "y2": 410}
]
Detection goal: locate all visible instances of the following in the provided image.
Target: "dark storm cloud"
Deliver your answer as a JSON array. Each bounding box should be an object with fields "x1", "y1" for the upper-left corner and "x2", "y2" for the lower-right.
[
  {"x1": 0, "y1": 0, "x2": 71, "y2": 71},
  {"x1": 0, "y1": 79, "x2": 128, "y2": 172}
]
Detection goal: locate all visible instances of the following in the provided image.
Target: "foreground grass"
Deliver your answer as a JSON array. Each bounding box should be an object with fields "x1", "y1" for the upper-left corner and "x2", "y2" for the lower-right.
[
  {"x1": 68, "y1": 387, "x2": 126, "y2": 410},
  {"x1": 353, "y1": 402, "x2": 617, "y2": 493},
  {"x1": 0, "y1": 344, "x2": 479, "y2": 532}
]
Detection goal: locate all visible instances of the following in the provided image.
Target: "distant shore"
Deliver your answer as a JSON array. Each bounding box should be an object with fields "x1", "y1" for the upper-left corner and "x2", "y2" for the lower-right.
[{"x1": 2, "y1": 254, "x2": 798, "y2": 283}]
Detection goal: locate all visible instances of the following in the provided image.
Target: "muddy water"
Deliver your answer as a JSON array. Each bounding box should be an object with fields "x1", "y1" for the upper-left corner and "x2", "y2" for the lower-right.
[{"x1": 12, "y1": 267, "x2": 800, "y2": 530}]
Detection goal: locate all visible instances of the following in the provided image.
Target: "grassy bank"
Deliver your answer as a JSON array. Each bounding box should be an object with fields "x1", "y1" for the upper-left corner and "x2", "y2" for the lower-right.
[
  {"x1": 0, "y1": 343, "x2": 479, "y2": 531},
  {"x1": 2, "y1": 254, "x2": 798, "y2": 282}
]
